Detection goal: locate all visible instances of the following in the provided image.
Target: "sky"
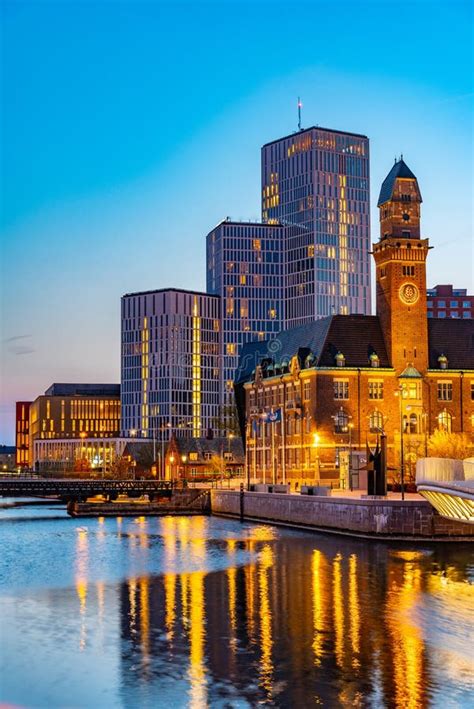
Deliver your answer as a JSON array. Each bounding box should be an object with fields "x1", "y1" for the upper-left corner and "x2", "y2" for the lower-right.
[{"x1": 1, "y1": 0, "x2": 473, "y2": 444}]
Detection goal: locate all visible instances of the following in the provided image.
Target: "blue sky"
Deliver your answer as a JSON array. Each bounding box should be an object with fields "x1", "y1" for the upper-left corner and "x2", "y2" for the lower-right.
[{"x1": 1, "y1": 0, "x2": 472, "y2": 443}]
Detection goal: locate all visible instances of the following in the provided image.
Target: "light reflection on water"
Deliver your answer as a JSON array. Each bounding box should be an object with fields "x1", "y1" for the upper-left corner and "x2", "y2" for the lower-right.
[{"x1": 0, "y1": 505, "x2": 473, "y2": 708}]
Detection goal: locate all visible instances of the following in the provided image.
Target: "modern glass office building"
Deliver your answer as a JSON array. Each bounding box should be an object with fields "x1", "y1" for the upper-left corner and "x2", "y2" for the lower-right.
[
  {"x1": 206, "y1": 219, "x2": 285, "y2": 410},
  {"x1": 121, "y1": 288, "x2": 220, "y2": 441},
  {"x1": 261, "y1": 126, "x2": 371, "y2": 324}
]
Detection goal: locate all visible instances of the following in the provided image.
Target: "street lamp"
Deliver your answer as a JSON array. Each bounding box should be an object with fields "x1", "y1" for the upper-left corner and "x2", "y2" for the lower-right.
[
  {"x1": 181, "y1": 454, "x2": 187, "y2": 481},
  {"x1": 396, "y1": 385, "x2": 406, "y2": 501}
]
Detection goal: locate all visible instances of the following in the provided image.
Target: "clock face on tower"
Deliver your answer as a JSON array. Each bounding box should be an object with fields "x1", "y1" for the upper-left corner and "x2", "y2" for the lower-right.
[
  {"x1": 402, "y1": 212, "x2": 410, "y2": 221},
  {"x1": 399, "y1": 282, "x2": 419, "y2": 305}
]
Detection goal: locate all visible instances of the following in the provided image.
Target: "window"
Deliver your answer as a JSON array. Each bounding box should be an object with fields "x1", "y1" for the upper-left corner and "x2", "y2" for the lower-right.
[
  {"x1": 427, "y1": 301, "x2": 433, "y2": 308},
  {"x1": 404, "y1": 413, "x2": 418, "y2": 434},
  {"x1": 334, "y1": 380, "x2": 349, "y2": 400},
  {"x1": 450, "y1": 301, "x2": 458, "y2": 308},
  {"x1": 334, "y1": 409, "x2": 349, "y2": 433},
  {"x1": 402, "y1": 266, "x2": 415, "y2": 277},
  {"x1": 438, "y1": 300, "x2": 446, "y2": 308},
  {"x1": 463, "y1": 311, "x2": 471, "y2": 318},
  {"x1": 303, "y1": 380, "x2": 311, "y2": 401},
  {"x1": 189, "y1": 452, "x2": 198, "y2": 461},
  {"x1": 223, "y1": 452, "x2": 233, "y2": 461},
  {"x1": 368, "y1": 381, "x2": 384, "y2": 400},
  {"x1": 402, "y1": 382, "x2": 420, "y2": 399},
  {"x1": 437, "y1": 381, "x2": 452, "y2": 401},
  {"x1": 437, "y1": 410, "x2": 452, "y2": 433},
  {"x1": 438, "y1": 311, "x2": 446, "y2": 318},
  {"x1": 462, "y1": 301, "x2": 470, "y2": 308},
  {"x1": 470, "y1": 382, "x2": 474, "y2": 400},
  {"x1": 203, "y1": 452, "x2": 212, "y2": 461},
  {"x1": 450, "y1": 312, "x2": 459, "y2": 318},
  {"x1": 369, "y1": 410, "x2": 384, "y2": 433}
]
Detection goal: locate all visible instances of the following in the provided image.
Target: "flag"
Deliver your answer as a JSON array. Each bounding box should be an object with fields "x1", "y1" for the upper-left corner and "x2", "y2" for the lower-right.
[
  {"x1": 264, "y1": 408, "x2": 282, "y2": 424},
  {"x1": 252, "y1": 419, "x2": 258, "y2": 438}
]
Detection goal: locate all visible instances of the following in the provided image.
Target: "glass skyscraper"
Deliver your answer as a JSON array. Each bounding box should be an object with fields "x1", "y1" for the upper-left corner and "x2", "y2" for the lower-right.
[
  {"x1": 121, "y1": 288, "x2": 220, "y2": 441},
  {"x1": 261, "y1": 126, "x2": 371, "y2": 324},
  {"x1": 206, "y1": 219, "x2": 285, "y2": 410}
]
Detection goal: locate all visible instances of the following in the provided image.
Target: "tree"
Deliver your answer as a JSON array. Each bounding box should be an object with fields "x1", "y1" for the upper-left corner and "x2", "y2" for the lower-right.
[
  {"x1": 428, "y1": 430, "x2": 473, "y2": 460},
  {"x1": 109, "y1": 455, "x2": 132, "y2": 478}
]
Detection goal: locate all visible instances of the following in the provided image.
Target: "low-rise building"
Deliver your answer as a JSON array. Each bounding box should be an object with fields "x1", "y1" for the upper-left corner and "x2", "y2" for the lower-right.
[
  {"x1": 17, "y1": 383, "x2": 120, "y2": 467},
  {"x1": 427, "y1": 284, "x2": 473, "y2": 319},
  {"x1": 0, "y1": 445, "x2": 16, "y2": 472},
  {"x1": 165, "y1": 436, "x2": 244, "y2": 481}
]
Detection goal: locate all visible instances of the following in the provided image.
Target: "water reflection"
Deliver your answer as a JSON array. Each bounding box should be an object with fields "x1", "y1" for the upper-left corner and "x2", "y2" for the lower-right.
[
  {"x1": 117, "y1": 527, "x2": 473, "y2": 708},
  {"x1": 1, "y1": 511, "x2": 473, "y2": 708}
]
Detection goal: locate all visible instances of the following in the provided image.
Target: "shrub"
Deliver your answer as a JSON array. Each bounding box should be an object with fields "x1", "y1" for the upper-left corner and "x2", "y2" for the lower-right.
[{"x1": 427, "y1": 429, "x2": 473, "y2": 460}]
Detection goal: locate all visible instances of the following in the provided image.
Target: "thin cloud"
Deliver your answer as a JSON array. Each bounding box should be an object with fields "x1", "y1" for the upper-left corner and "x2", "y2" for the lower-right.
[{"x1": 2, "y1": 334, "x2": 32, "y2": 344}]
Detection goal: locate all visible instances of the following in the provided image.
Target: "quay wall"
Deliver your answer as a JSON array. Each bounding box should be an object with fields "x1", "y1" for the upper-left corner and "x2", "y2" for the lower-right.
[{"x1": 210, "y1": 490, "x2": 474, "y2": 540}]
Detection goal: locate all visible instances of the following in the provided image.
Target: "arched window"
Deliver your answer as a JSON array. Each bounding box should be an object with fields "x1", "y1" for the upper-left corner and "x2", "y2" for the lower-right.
[
  {"x1": 437, "y1": 410, "x2": 452, "y2": 433},
  {"x1": 409, "y1": 413, "x2": 418, "y2": 434},
  {"x1": 369, "y1": 410, "x2": 384, "y2": 433},
  {"x1": 334, "y1": 409, "x2": 349, "y2": 433}
]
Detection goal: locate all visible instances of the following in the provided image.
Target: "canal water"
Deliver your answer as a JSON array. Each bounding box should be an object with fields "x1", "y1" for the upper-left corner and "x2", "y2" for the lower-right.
[{"x1": 0, "y1": 502, "x2": 473, "y2": 708}]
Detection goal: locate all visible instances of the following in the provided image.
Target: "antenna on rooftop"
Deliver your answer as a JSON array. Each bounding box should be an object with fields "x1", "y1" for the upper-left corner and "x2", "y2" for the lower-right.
[{"x1": 297, "y1": 97, "x2": 303, "y2": 131}]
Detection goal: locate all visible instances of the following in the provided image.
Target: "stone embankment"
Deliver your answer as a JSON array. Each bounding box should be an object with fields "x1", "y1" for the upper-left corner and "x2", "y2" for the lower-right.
[{"x1": 211, "y1": 489, "x2": 474, "y2": 541}]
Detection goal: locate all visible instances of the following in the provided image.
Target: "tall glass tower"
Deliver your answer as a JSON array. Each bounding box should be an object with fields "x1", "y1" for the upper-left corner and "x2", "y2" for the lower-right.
[
  {"x1": 261, "y1": 126, "x2": 371, "y2": 325},
  {"x1": 206, "y1": 219, "x2": 285, "y2": 411}
]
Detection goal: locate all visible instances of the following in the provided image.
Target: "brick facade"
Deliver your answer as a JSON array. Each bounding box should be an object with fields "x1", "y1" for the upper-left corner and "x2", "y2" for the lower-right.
[{"x1": 237, "y1": 160, "x2": 474, "y2": 484}]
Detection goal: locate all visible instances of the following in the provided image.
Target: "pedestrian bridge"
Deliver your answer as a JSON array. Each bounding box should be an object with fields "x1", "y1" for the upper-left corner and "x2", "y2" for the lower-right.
[
  {"x1": 417, "y1": 480, "x2": 474, "y2": 525},
  {"x1": 0, "y1": 477, "x2": 175, "y2": 502}
]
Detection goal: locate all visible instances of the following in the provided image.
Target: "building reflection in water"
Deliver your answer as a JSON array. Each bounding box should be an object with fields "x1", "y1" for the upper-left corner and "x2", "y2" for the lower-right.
[
  {"x1": 74, "y1": 527, "x2": 89, "y2": 652},
  {"x1": 117, "y1": 520, "x2": 473, "y2": 707}
]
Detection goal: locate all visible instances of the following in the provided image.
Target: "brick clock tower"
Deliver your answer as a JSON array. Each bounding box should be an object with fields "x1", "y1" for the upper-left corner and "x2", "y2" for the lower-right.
[{"x1": 373, "y1": 159, "x2": 430, "y2": 374}]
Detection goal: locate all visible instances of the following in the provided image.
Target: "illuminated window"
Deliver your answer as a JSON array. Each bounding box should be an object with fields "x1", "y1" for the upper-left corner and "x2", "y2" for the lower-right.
[
  {"x1": 437, "y1": 410, "x2": 452, "y2": 433},
  {"x1": 334, "y1": 380, "x2": 349, "y2": 400},
  {"x1": 437, "y1": 381, "x2": 452, "y2": 401},
  {"x1": 368, "y1": 381, "x2": 383, "y2": 400},
  {"x1": 334, "y1": 409, "x2": 349, "y2": 433},
  {"x1": 268, "y1": 308, "x2": 277, "y2": 319},
  {"x1": 303, "y1": 381, "x2": 311, "y2": 401},
  {"x1": 226, "y1": 344, "x2": 236, "y2": 356},
  {"x1": 369, "y1": 411, "x2": 384, "y2": 433},
  {"x1": 253, "y1": 239, "x2": 261, "y2": 251},
  {"x1": 189, "y1": 452, "x2": 198, "y2": 461}
]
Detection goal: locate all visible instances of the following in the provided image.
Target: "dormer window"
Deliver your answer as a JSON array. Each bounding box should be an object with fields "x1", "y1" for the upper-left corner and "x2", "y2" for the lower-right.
[
  {"x1": 369, "y1": 353, "x2": 380, "y2": 368},
  {"x1": 335, "y1": 352, "x2": 345, "y2": 367},
  {"x1": 438, "y1": 354, "x2": 448, "y2": 370}
]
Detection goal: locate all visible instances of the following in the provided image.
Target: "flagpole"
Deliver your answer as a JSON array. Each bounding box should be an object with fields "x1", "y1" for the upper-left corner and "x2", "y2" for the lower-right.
[
  {"x1": 262, "y1": 415, "x2": 266, "y2": 485},
  {"x1": 282, "y1": 407, "x2": 286, "y2": 485},
  {"x1": 253, "y1": 418, "x2": 257, "y2": 485},
  {"x1": 271, "y1": 418, "x2": 276, "y2": 485}
]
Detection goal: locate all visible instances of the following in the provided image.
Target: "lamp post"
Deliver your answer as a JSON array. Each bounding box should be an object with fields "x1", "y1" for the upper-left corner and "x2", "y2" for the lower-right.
[
  {"x1": 312, "y1": 433, "x2": 320, "y2": 484},
  {"x1": 227, "y1": 432, "x2": 234, "y2": 487},
  {"x1": 181, "y1": 454, "x2": 187, "y2": 481},
  {"x1": 397, "y1": 385, "x2": 406, "y2": 501}
]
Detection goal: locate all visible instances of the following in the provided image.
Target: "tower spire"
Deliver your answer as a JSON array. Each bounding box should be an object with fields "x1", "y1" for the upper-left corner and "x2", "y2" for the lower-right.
[{"x1": 297, "y1": 97, "x2": 302, "y2": 131}]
